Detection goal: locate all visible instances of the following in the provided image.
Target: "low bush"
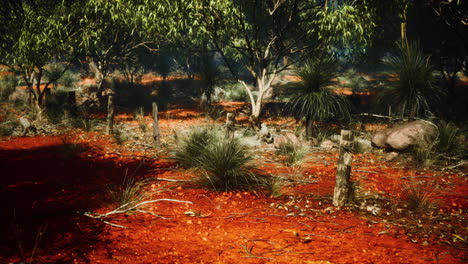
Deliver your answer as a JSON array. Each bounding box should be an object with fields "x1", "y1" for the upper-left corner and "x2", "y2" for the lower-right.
[
  {"x1": 174, "y1": 127, "x2": 264, "y2": 191},
  {"x1": 276, "y1": 139, "x2": 306, "y2": 167},
  {"x1": 409, "y1": 121, "x2": 467, "y2": 168}
]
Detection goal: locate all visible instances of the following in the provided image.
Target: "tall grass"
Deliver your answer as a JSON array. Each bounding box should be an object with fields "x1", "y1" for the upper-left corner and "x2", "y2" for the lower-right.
[
  {"x1": 107, "y1": 167, "x2": 152, "y2": 210},
  {"x1": 409, "y1": 121, "x2": 466, "y2": 168},
  {"x1": 276, "y1": 139, "x2": 306, "y2": 167}
]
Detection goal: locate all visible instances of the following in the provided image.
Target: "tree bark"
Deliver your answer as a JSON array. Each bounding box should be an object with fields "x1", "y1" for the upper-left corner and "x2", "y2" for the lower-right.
[
  {"x1": 106, "y1": 95, "x2": 115, "y2": 135},
  {"x1": 152, "y1": 102, "x2": 160, "y2": 143},
  {"x1": 333, "y1": 130, "x2": 354, "y2": 206}
]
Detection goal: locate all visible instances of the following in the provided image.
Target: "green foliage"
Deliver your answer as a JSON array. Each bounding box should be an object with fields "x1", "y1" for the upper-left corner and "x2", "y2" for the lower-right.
[
  {"x1": 408, "y1": 121, "x2": 466, "y2": 168},
  {"x1": 408, "y1": 136, "x2": 437, "y2": 169},
  {"x1": 314, "y1": 125, "x2": 336, "y2": 144},
  {"x1": 173, "y1": 127, "x2": 218, "y2": 168},
  {"x1": 314, "y1": 3, "x2": 375, "y2": 51},
  {"x1": 174, "y1": 127, "x2": 262, "y2": 191},
  {"x1": 264, "y1": 177, "x2": 284, "y2": 197},
  {"x1": 199, "y1": 54, "x2": 220, "y2": 104},
  {"x1": 0, "y1": 74, "x2": 19, "y2": 101},
  {"x1": 378, "y1": 42, "x2": 444, "y2": 118},
  {"x1": 222, "y1": 81, "x2": 251, "y2": 102},
  {"x1": 44, "y1": 90, "x2": 74, "y2": 124},
  {"x1": 72, "y1": 111, "x2": 99, "y2": 132},
  {"x1": 113, "y1": 128, "x2": 128, "y2": 146},
  {"x1": 435, "y1": 121, "x2": 464, "y2": 156},
  {"x1": 289, "y1": 57, "x2": 351, "y2": 122},
  {"x1": 195, "y1": 137, "x2": 261, "y2": 191},
  {"x1": 341, "y1": 69, "x2": 370, "y2": 92},
  {"x1": 276, "y1": 140, "x2": 306, "y2": 167},
  {"x1": 110, "y1": 79, "x2": 152, "y2": 109},
  {"x1": 0, "y1": 120, "x2": 20, "y2": 137}
]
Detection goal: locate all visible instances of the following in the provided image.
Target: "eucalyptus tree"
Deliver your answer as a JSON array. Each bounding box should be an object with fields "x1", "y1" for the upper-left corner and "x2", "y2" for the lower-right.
[
  {"x1": 83, "y1": 0, "x2": 152, "y2": 106},
  {"x1": 193, "y1": 0, "x2": 374, "y2": 127},
  {"x1": 0, "y1": 0, "x2": 88, "y2": 109}
]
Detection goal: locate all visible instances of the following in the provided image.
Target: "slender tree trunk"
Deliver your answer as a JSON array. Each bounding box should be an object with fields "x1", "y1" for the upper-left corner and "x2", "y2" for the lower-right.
[
  {"x1": 106, "y1": 95, "x2": 115, "y2": 135},
  {"x1": 333, "y1": 130, "x2": 354, "y2": 206},
  {"x1": 401, "y1": 0, "x2": 409, "y2": 47},
  {"x1": 152, "y1": 102, "x2": 160, "y2": 143},
  {"x1": 305, "y1": 117, "x2": 314, "y2": 139}
]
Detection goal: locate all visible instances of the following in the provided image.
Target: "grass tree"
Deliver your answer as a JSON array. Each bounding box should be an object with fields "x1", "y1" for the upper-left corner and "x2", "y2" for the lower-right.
[
  {"x1": 289, "y1": 56, "x2": 351, "y2": 139},
  {"x1": 378, "y1": 42, "x2": 444, "y2": 118}
]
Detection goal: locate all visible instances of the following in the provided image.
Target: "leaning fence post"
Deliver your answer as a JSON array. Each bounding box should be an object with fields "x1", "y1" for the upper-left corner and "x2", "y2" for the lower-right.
[
  {"x1": 152, "y1": 102, "x2": 160, "y2": 143},
  {"x1": 333, "y1": 130, "x2": 354, "y2": 206},
  {"x1": 106, "y1": 95, "x2": 115, "y2": 135}
]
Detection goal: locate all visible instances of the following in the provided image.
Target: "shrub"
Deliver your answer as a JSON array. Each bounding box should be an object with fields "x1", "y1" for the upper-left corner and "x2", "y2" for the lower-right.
[
  {"x1": 107, "y1": 173, "x2": 152, "y2": 210},
  {"x1": 378, "y1": 42, "x2": 444, "y2": 118},
  {"x1": 44, "y1": 90, "x2": 73, "y2": 124},
  {"x1": 222, "y1": 81, "x2": 252, "y2": 102},
  {"x1": 276, "y1": 139, "x2": 306, "y2": 167},
  {"x1": 408, "y1": 121, "x2": 466, "y2": 168},
  {"x1": 408, "y1": 136, "x2": 437, "y2": 168},
  {"x1": 342, "y1": 68, "x2": 370, "y2": 92},
  {"x1": 174, "y1": 127, "x2": 263, "y2": 191},
  {"x1": 173, "y1": 127, "x2": 218, "y2": 168},
  {"x1": 195, "y1": 137, "x2": 261, "y2": 191},
  {"x1": 0, "y1": 120, "x2": 20, "y2": 137},
  {"x1": 0, "y1": 74, "x2": 19, "y2": 101}
]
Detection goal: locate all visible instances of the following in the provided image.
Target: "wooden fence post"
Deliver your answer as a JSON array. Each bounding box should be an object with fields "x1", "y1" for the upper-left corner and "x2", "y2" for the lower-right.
[
  {"x1": 333, "y1": 130, "x2": 354, "y2": 206},
  {"x1": 226, "y1": 112, "x2": 235, "y2": 136},
  {"x1": 106, "y1": 95, "x2": 114, "y2": 135},
  {"x1": 152, "y1": 102, "x2": 160, "y2": 143}
]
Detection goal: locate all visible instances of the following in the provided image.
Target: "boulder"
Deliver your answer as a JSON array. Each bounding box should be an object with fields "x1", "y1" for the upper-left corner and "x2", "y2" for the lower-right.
[
  {"x1": 355, "y1": 138, "x2": 373, "y2": 152},
  {"x1": 372, "y1": 120, "x2": 437, "y2": 150},
  {"x1": 320, "y1": 140, "x2": 337, "y2": 150},
  {"x1": 273, "y1": 133, "x2": 300, "y2": 148}
]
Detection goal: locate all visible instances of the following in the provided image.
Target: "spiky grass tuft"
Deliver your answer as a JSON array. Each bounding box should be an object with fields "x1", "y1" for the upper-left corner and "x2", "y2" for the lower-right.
[
  {"x1": 276, "y1": 139, "x2": 306, "y2": 167},
  {"x1": 174, "y1": 127, "x2": 264, "y2": 191}
]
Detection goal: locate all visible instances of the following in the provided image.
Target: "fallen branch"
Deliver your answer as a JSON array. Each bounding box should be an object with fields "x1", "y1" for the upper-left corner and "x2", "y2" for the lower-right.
[
  {"x1": 400, "y1": 175, "x2": 432, "y2": 179},
  {"x1": 359, "y1": 113, "x2": 403, "y2": 120},
  {"x1": 443, "y1": 160, "x2": 467, "y2": 171},
  {"x1": 83, "y1": 198, "x2": 193, "y2": 228},
  {"x1": 272, "y1": 175, "x2": 317, "y2": 184}
]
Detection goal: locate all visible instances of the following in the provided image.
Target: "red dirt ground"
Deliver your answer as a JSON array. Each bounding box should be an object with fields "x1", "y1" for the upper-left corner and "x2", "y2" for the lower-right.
[{"x1": 0, "y1": 112, "x2": 466, "y2": 263}]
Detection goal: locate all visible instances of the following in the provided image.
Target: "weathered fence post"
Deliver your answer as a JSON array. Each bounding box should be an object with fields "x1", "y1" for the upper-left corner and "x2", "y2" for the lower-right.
[
  {"x1": 333, "y1": 130, "x2": 354, "y2": 206},
  {"x1": 106, "y1": 95, "x2": 114, "y2": 135},
  {"x1": 226, "y1": 112, "x2": 235, "y2": 136},
  {"x1": 152, "y1": 102, "x2": 160, "y2": 143}
]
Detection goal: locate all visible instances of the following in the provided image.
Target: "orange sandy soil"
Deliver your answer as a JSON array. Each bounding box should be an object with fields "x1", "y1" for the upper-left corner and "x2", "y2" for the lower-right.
[{"x1": 0, "y1": 108, "x2": 466, "y2": 264}]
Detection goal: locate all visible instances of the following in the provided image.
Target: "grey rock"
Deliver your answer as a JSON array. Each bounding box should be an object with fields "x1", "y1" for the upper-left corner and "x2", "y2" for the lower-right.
[
  {"x1": 320, "y1": 140, "x2": 337, "y2": 150},
  {"x1": 372, "y1": 120, "x2": 437, "y2": 150}
]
